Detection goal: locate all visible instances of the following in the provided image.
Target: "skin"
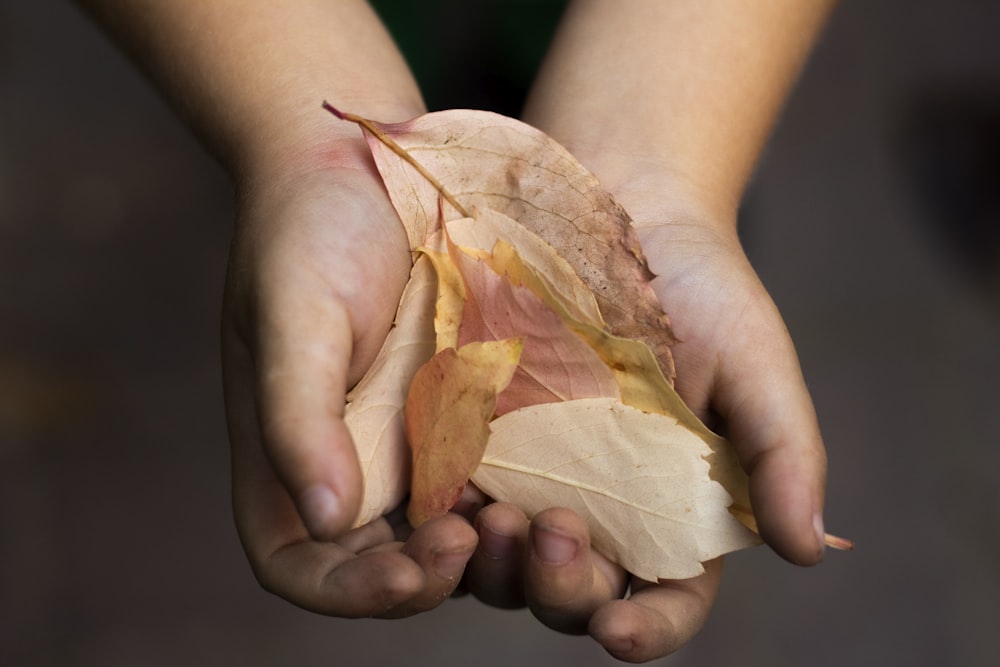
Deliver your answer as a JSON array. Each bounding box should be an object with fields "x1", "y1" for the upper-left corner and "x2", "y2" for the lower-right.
[
  {"x1": 465, "y1": 2, "x2": 836, "y2": 660},
  {"x1": 76, "y1": 0, "x2": 834, "y2": 661}
]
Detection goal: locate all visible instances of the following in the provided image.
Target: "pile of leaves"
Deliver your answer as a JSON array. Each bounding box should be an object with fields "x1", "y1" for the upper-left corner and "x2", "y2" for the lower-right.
[{"x1": 329, "y1": 103, "x2": 809, "y2": 581}]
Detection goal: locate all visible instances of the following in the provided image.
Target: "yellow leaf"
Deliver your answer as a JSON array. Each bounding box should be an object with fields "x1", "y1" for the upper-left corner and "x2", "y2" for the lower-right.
[{"x1": 418, "y1": 245, "x2": 466, "y2": 352}]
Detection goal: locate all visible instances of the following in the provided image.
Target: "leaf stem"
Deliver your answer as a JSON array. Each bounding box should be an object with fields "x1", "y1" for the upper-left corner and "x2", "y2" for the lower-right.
[
  {"x1": 322, "y1": 101, "x2": 471, "y2": 218},
  {"x1": 729, "y1": 504, "x2": 854, "y2": 551}
]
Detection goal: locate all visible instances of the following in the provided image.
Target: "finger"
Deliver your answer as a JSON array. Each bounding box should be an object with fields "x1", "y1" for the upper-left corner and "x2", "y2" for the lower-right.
[
  {"x1": 464, "y1": 502, "x2": 530, "y2": 609},
  {"x1": 266, "y1": 540, "x2": 428, "y2": 617},
  {"x1": 381, "y1": 513, "x2": 479, "y2": 618},
  {"x1": 334, "y1": 516, "x2": 396, "y2": 553},
  {"x1": 589, "y1": 558, "x2": 723, "y2": 663},
  {"x1": 225, "y1": 329, "x2": 423, "y2": 615},
  {"x1": 449, "y1": 483, "x2": 489, "y2": 522},
  {"x1": 713, "y1": 307, "x2": 828, "y2": 565},
  {"x1": 525, "y1": 508, "x2": 629, "y2": 635}
]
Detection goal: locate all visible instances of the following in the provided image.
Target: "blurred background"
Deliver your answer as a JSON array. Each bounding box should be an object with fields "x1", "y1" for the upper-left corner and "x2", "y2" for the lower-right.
[{"x1": 2, "y1": 1, "x2": 999, "y2": 665}]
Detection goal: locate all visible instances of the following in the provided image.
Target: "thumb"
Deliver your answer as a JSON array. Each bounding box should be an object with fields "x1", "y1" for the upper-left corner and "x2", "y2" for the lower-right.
[
  {"x1": 714, "y1": 302, "x2": 828, "y2": 566},
  {"x1": 255, "y1": 290, "x2": 364, "y2": 540}
]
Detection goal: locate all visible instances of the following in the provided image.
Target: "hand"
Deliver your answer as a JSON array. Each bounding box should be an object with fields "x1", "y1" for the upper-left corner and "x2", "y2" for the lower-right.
[
  {"x1": 221, "y1": 161, "x2": 477, "y2": 617},
  {"x1": 460, "y1": 202, "x2": 826, "y2": 662},
  {"x1": 634, "y1": 213, "x2": 828, "y2": 567}
]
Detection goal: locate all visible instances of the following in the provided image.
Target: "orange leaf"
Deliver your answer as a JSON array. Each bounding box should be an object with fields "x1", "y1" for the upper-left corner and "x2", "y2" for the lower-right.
[{"x1": 404, "y1": 339, "x2": 522, "y2": 526}]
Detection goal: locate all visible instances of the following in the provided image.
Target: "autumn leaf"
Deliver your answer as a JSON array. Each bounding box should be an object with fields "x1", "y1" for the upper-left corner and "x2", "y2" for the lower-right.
[
  {"x1": 344, "y1": 255, "x2": 437, "y2": 527},
  {"x1": 420, "y1": 246, "x2": 466, "y2": 352},
  {"x1": 471, "y1": 398, "x2": 760, "y2": 581},
  {"x1": 405, "y1": 338, "x2": 523, "y2": 526},
  {"x1": 323, "y1": 103, "x2": 676, "y2": 382}
]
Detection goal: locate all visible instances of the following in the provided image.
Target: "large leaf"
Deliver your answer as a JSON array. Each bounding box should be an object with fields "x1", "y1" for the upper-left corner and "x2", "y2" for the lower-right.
[
  {"x1": 471, "y1": 398, "x2": 761, "y2": 581},
  {"x1": 326, "y1": 104, "x2": 675, "y2": 382}
]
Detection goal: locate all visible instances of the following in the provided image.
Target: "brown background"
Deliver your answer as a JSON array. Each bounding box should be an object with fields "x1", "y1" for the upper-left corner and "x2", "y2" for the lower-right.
[{"x1": 2, "y1": 1, "x2": 999, "y2": 665}]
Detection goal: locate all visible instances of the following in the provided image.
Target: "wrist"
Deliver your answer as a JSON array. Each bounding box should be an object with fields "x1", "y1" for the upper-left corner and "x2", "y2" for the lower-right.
[
  {"x1": 554, "y1": 138, "x2": 741, "y2": 240},
  {"x1": 230, "y1": 98, "x2": 424, "y2": 197},
  {"x1": 522, "y1": 110, "x2": 742, "y2": 235}
]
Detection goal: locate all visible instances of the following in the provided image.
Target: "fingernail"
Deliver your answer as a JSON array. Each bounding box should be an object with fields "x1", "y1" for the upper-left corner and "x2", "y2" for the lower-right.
[
  {"x1": 434, "y1": 548, "x2": 473, "y2": 579},
  {"x1": 813, "y1": 512, "x2": 827, "y2": 557},
  {"x1": 602, "y1": 635, "x2": 637, "y2": 658},
  {"x1": 300, "y1": 484, "x2": 340, "y2": 537},
  {"x1": 479, "y1": 527, "x2": 515, "y2": 560},
  {"x1": 532, "y1": 527, "x2": 578, "y2": 565}
]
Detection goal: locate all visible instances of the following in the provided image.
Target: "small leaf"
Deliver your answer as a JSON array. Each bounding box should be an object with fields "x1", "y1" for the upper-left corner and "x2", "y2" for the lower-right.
[
  {"x1": 471, "y1": 398, "x2": 761, "y2": 581},
  {"x1": 419, "y1": 246, "x2": 466, "y2": 352},
  {"x1": 405, "y1": 338, "x2": 523, "y2": 526}
]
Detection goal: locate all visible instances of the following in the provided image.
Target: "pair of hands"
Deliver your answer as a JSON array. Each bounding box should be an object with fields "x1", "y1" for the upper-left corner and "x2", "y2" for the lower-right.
[{"x1": 221, "y1": 144, "x2": 826, "y2": 662}]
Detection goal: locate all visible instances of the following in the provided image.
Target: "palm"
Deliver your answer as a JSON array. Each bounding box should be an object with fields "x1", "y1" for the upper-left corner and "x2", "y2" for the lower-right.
[{"x1": 221, "y1": 165, "x2": 476, "y2": 617}]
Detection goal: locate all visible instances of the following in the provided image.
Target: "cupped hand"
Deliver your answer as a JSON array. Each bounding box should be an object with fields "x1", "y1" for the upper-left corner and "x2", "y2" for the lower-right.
[
  {"x1": 221, "y1": 161, "x2": 477, "y2": 617},
  {"x1": 634, "y1": 214, "x2": 828, "y2": 566},
  {"x1": 461, "y1": 204, "x2": 826, "y2": 662}
]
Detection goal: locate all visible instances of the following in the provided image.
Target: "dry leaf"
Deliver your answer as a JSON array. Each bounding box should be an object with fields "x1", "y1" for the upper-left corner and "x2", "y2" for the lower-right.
[
  {"x1": 405, "y1": 339, "x2": 522, "y2": 526},
  {"x1": 419, "y1": 247, "x2": 466, "y2": 352},
  {"x1": 344, "y1": 255, "x2": 437, "y2": 527},
  {"x1": 324, "y1": 104, "x2": 675, "y2": 382},
  {"x1": 471, "y1": 398, "x2": 760, "y2": 581}
]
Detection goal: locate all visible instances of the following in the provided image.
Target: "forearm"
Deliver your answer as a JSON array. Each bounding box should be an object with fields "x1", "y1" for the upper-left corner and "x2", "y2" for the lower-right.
[
  {"x1": 524, "y1": 0, "x2": 835, "y2": 226},
  {"x1": 74, "y1": 0, "x2": 423, "y2": 180}
]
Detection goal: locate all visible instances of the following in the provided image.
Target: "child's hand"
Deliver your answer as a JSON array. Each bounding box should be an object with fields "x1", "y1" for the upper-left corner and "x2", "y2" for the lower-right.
[
  {"x1": 221, "y1": 163, "x2": 477, "y2": 616},
  {"x1": 634, "y1": 212, "x2": 828, "y2": 567},
  {"x1": 459, "y1": 205, "x2": 827, "y2": 662}
]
